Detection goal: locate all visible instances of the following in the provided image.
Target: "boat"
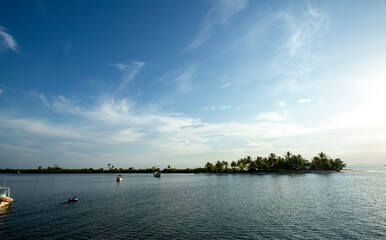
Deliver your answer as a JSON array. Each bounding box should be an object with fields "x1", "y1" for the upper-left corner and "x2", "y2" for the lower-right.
[
  {"x1": 116, "y1": 174, "x2": 122, "y2": 182},
  {"x1": 0, "y1": 186, "x2": 13, "y2": 208},
  {"x1": 68, "y1": 197, "x2": 78, "y2": 203},
  {"x1": 154, "y1": 172, "x2": 162, "y2": 178}
]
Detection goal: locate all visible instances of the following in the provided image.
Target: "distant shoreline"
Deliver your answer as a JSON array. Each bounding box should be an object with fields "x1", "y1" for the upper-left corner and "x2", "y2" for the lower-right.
[
  {"x1": 0, "y1": 169, "x2": 362, "y2": 174},
  {"x1": 339, "y1": 169, "x2": 365, "y2": 173},
  {"x1": 1, "y1": 152, "x2": 349, "y2": 174}
]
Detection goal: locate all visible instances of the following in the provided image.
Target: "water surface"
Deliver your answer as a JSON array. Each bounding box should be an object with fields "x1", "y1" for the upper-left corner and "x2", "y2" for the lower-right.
[{"x1": 1, "y1": 168, "x2": 385, "y2": 239}]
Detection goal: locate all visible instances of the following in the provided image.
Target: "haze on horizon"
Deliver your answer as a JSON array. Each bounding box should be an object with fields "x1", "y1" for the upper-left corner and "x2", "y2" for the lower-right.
[{"x1": 1, "y1": 0, "x2": 386, "y2": 169}]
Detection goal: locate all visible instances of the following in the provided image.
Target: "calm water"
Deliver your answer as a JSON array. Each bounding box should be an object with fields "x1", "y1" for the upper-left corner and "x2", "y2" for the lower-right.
[{"x1": 1, "y1": 168, "x2": 385, "y2": 239}]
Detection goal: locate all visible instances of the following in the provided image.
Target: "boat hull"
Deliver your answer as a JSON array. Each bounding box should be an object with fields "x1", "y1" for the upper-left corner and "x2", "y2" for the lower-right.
[{"x1": 0, "y1": 196, "x2": 13, "y2": 208}]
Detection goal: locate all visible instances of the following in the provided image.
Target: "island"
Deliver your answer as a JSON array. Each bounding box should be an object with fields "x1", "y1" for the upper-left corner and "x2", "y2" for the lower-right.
[{"x1": 0, "y1": 152, "x2": 346, "y2": 174}]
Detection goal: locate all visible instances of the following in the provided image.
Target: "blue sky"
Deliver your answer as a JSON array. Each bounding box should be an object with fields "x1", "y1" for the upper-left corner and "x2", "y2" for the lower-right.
[{"x1": 1, "y1": 0, "x2": 386, "y2": 169}]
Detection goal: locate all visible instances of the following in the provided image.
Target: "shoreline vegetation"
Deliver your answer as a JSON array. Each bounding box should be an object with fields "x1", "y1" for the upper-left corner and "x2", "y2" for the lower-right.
[{"x1": 0, "y1": 152, "x2": 347, "y2": 174}]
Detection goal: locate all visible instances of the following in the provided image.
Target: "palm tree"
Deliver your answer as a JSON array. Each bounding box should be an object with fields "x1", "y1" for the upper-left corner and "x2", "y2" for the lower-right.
[
  {"x1": 312, "y1": 152, "x2": 330, "y2": 170},
  {"x1": 205, "y1": 162, "x2": 215, "y2": 173},
  {"x1": 237, "y1": 159, "x2": 245, "y2": 172},
  {"x1": 231, "y1": 161, "x2": 237, "y2": 171},
  {"x1": 215, "y1": 160, "x2": 224, "y2": 172},
  {"x1": 331, "y1": 158, "x2": 346, "y2": 170},
  {"x1": 222, "y1": 161, "x2": 229, "y2": 171},
  {"x1": 267, "y1": 153, "x2": 277, "y2": 170}
]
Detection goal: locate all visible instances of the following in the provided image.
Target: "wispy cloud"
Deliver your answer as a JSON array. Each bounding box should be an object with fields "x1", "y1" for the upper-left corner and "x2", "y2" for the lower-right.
[
  {"x1": 282, "y1": 5, "x2": 329, "y2": 56},
  {"x1": 158, "y1": 65, "x2": 197, "y2": 93},
  {"x1": 221, "y1": 82, "x2": 232, "y2": 88},
  {"x1": 255, "y1": 112, "x2": 286, "y2": 122},
  {"x1": 0, "y1": 26, "x2": 19, "y2": 53},
  {"x1": 277, "y1": 100, "x2": 287, "y2": 107},
  {"x1": 245, "y1": 5, "x2": 328, "y2": 57},
  {"x1": 174, "y1": 65, "x2": 197, "y2": 93},
  {"x1": 110, "y1": 61, "x2": 145, "y2": 91},
  {"x1": 0, "y1": 89, "x2": 3, "y2": 94},
  {"x1": 3, "y1": 89, "x2": 386, "y2": 167},
  {"x1": 298, "y1": 98, "x2": 311, "y2": 103},
  {"x1": 185, "y1": 0, "x2": 248, "y2": 51},
  {"x1": 0, "y1": 116, "x2": 82, "y2": 139}
]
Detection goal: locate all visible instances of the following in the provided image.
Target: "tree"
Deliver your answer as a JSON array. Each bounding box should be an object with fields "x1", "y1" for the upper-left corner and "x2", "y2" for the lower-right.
[
  {"x1": 331, "y1": 158, "x2": 346, "y2": 170},
  {"x1": 237, "y1": 159, "x2": 246, "y2": 172},
  {"x1": 215, "y1": 160, "x2": 224, "y2": 172},
  {"x1": 312, "y1": 152, "x2": 333, "y2": 170},
  {"x1": 248, "y1": 160, "x2": 258, "y2": 172},
  {"x1": 267, "y1": 153, "x2": 277, "y2": 170},
  {"x1": 222, "y1": 161, "x2": 229, "y2": 171},
  {"x1": 231, "y1": 161, "x2": 237, "y2": 170},
  {"x1": 254, "y1": 156, "x2": 263, "y2": 171},
  {"x1": 205, "y1": 162, "x2": 215, "y2": 173}
]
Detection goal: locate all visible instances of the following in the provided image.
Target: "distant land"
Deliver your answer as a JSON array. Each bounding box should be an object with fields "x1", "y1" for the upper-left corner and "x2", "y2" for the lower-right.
[{"x1": 0, "y1": 152, "x2": 346, "y2": 174}]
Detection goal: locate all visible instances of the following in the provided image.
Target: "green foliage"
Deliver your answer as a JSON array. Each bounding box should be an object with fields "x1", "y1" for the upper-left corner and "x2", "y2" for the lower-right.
[
  {"x1": 202, "y1": 152, "x2": 345, "y2": 173},
  {"x1": 0, "y1": 152, "x2": 346, "y2": 174}
]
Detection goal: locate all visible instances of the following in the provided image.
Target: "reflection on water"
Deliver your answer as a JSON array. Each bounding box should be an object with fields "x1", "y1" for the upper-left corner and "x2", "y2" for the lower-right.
[
  {"x1": 0, "y1": 206, "x2": 11, "y2": 215},
  {"x1": 0, "y1": 205, "x2": 11, "y2": 226},
  {"x1": 0, "y1": 170, "x2": 385, "y2": 239}
]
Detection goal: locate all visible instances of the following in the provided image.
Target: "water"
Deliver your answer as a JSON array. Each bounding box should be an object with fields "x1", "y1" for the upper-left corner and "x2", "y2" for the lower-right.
[{"x1": 1, "y1": 168, "x2": 385, "y2": 239}]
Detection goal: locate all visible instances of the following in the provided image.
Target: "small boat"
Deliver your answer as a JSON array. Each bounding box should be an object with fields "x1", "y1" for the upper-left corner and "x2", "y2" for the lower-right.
[
  {"x1": 0, "y1": 186, "x2": 13, "y2": 208},
  {"x1": 68, "y1": 197, "x2": 78, "y2": 203},
  {"x1": 116, "y1": 174, "x2": 122, "y2": 182},
  {"x1": 154, "y1": 172, "x2": 162, "y2": 178}
]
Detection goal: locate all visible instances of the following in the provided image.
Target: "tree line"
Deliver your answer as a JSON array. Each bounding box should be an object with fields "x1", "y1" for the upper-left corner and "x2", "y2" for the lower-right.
[
  {"x1": 204, "y1": 152, "x2": 346, "y2": 173},
  {"x1": 0, "y1": 152, "x2": 345, "y2": 174}
]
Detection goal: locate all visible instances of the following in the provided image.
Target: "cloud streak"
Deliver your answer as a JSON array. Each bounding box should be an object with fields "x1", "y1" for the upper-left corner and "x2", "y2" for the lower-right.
[
  {"x1": 158, "y1": 65, "x2": 198, "y2": 93},
  {"x1": 298, "y1": 98, "x2": 311, "y2": 103},
  {"x1": 110, "y1": 61, "x2": 145, "y2": 91},
  {"x1": 221, "y1": 82, "x2": 232, "y2": 88},
  {"x1": 0, "y1": 26, "x2": 19, "y2": 53},
  {"x1": 285, "y1": 6, "x2": 329, "y2": 56},
  {"x1": 185, "y1": 0, "x2": 248, "y2": 50},
  {"x1": 255, "y1": 112, "x2": 286, "y2": 122}
]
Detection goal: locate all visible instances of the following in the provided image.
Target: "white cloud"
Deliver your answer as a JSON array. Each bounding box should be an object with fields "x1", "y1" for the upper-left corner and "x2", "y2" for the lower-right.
[
  {"x1": 0, "y1": 89, "x2": 3, "y2": 94},
  {"x1": 298, "y1": 98, "x2": 311, "y2": 103},
  {"x1": 110, "y1": 61, "x2": 145, "y2": 91},
  {"x1": 110, "y1": 63, "x2": 131, "y2": 70},
  {"x1": 0, "y1": 143, "x2": 36, "y2": 153},
  {"x1": 277, "y1": 100, "x2": 287, "y2": 107},
  {"x1": 158, "y1": 65, "x2": 197, "y2": 93},
  {"x1": 245, "y1": 5, "x2": 328, "y2": 58},
  {"x1": 3, "y1": 91, "x2": 386, "y2": 167},
  {"x1": 185, "y1": 0, "x2": 248, "y2": 50},
  {"x1": 0, "y1": 26, "x2": 19, "y2": 53},
  {"x1": 221, "y1": 82, "x2": 232, "y2": 88},
  {"x1": 174, "y1": 66, "x2": 196, "y2": 93},
  {"x1": 285, "y1": 6, "x2": 329, "y2": 56},
  {"x1": 255, "y1": 112, "x2": 286, "y2": 122},
  {"x1": 0, "y1": 117, "x2": 82, "y2": 139}
]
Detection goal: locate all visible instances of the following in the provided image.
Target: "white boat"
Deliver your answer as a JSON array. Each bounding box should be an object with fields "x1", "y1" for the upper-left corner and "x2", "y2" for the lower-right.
[
  {"x1": 0, "y1": 186, "x2": 13, "y2": 208},
  {"x1": 68, "y1": 196, "x2": 78, "y2": 203},
  {"x1": 116, "y1": 174, "x2": 122, "y2": 182},
  {"x1": 154, "y1": 172, "x2": 162, "y2": 178}
]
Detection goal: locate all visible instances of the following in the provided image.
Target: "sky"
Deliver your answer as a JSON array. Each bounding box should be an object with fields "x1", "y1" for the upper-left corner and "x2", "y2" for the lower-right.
[{"x1": 1, "y1": 0, "x2": 386, "y2": 169}]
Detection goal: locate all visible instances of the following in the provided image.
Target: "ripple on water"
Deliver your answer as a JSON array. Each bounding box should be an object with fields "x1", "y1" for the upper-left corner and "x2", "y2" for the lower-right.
[{"x1": 0, "y1": 172, "x2": 385, "y2": 239}]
